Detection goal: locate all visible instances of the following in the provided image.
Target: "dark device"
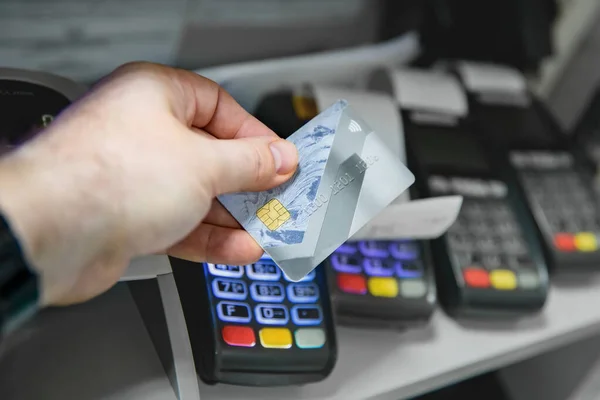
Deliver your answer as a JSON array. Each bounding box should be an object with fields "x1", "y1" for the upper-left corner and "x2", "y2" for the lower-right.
[
  {"x1": 573, "y1": 86, "x2": 600, "y2": 178},
  {"x1": 373, "y1": 69, "x2": 549, "y2": 318},
  {"x1": 171, "y1": 255, "x2": 337, "y2": 386},
  {"x1": 325, "y1": 239, "x2": 436, "y2": 328},
  {"x1": 0, "y1": 68, "x2": 85, "y2": 155},
  {"x1": 255, "y1": 89, "x2": 437, "y2": 328},
  {"x1": 453, "y1": 62, "x2": 600, "y2": 272},
  {"x1": 418, "y1": 0, "x2": 557, "y2": 73}
]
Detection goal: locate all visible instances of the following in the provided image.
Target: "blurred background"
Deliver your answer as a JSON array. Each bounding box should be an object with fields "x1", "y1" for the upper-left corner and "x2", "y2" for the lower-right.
[
  {"x1": 4, "y1": 1, "x2": 600, "y2": 400},
  {"x1": 1, "y1": 0, "x2": 599, "y2": 128}
]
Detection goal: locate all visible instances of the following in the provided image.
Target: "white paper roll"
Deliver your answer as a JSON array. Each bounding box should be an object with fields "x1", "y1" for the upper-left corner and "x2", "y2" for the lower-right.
[
  {"x1": 310, "y1": 85, "x2": 410, "y2": 206},
  {"x1": 311, "y1": 85, "x2": 405, "y2": 161},
  {"x1": 368, "y1": 67, "x2": 468, "y2": 117},
  {"x1": 456, "y1": 61, "x2": 527, "y2": 95}
]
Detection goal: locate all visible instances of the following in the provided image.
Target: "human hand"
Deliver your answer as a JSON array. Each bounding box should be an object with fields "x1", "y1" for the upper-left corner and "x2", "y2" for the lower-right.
[{"x1": 0, "y1": 62, "x2": 298, "y2": 306}]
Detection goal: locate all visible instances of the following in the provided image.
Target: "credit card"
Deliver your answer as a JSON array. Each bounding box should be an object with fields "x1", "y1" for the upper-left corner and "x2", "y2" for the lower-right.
[{"x1": 218, "y1": 100, "x2": 415, "y2": 281}]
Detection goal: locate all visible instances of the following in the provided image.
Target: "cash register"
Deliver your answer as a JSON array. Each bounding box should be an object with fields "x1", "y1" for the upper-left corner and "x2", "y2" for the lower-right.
[
  {"x1": 369, "y1": 67, "x2": 549, "y2": 318},
  {"x1": 451, "y1": 61, "x2": 600, "y2": 272},
  {"x1": 255, "y1": 86, "x2": 437, "y2": 328}
]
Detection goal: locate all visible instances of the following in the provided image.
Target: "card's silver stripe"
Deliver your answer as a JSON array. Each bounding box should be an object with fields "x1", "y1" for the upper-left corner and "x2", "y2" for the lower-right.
[
  {"x1": 311, "y1": 153, "x2": 366, "y2": 265},
  {"x1": 341, "y1": 107, "x2": 382, "y2": 227},
  {"x1": 265, "y1": 104, "x2": 348, "y2": 261}
]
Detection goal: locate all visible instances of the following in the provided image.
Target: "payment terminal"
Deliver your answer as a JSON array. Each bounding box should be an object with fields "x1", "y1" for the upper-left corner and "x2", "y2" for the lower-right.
[
  {"x1": 0, "y1": 68, "x2": 85, "y2": 154},
  {"x1": 255, "y1": 88, "x2": 437, "y2": 328},
  {"x1": 369, "y1": 68, "x2": 549, "y2": 317},
  {"x1": 573, "y1": 86, "x2": 600, "y2": 180},
  {"x1": 453, "y1": 62, "x2": 600, "y2": 272},
  {"x1": 170, "y1": 255, "x2": 337, "y2": 387}
]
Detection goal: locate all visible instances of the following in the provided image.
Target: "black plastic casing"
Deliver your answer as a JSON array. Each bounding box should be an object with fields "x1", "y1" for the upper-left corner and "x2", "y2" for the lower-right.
[
  {"x1": 572, "y1": 86, "x2": 600, "y2": 171},
  {"x1": 403, "y1": 110, "x2": 549, "y2": 318},
  {"x1": 171, "y1": 258, "x2": 337, "y2": 387},
  {"x1": 323, "y1": 240, "x2": 437, "y2": 329},
  {"x1": 464, "y1": 89, "x2": 600, "y2": 272}
]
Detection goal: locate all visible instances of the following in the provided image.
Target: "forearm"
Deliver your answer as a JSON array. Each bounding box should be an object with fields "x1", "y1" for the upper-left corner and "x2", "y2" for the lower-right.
[{"x1": 0, "y1": 143, "x2": 120, "y2": 306}]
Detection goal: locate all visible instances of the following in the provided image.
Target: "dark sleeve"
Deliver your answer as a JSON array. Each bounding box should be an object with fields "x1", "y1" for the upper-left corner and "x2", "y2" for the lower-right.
[{"x1": 0, "y1": 213, "x2": 40, "y2": 340}]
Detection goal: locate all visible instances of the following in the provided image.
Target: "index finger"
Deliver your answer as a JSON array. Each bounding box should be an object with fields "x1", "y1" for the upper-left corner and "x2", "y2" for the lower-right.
[{"x1": 171, "y1": 68, "x2": 279, "y2": 140}]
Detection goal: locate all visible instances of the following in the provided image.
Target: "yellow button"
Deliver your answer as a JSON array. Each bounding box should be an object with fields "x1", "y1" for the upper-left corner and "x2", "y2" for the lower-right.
[
  {"x1": 368, "y1": 277, "x2": 399, "y2": 298},
  {"x1": 259, "y1": 328, "x2": 292, "y2": 349},
  {"x1": 574, "y1": 232, "x2": 598, "y2": 252},
  {"x1": 256, "y1": 199, "x2": 291, "y2": 231},
  {"x1": 489, "y1": 269, "x2": 517, "y2": 290}
]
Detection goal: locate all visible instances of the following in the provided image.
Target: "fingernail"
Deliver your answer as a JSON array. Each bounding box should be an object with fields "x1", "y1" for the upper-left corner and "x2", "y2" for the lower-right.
[{"x1": 269, "y1": 140, "x2": 297, "y2": 174}]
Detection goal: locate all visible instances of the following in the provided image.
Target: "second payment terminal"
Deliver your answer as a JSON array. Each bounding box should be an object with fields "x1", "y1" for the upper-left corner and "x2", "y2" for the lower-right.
[
  {"x1": 255, "y1": 86, "x2": 437, "y2": 328},
  {"x1": 171, "y1": 255, "x2": 337, "y2": 386},
  {"x1": 370, "y1": 68, "x2": 549, "y2": 318},
  {"x1": 453, "y1": 62, "x2": 600, "y2": 272},
  {"x1": 573, "y1": 86, "x2": 600, "y2": 187}
]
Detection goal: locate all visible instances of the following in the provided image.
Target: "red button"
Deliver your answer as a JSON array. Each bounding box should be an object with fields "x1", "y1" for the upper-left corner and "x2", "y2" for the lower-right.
[
  {"x1": 337, "y1": 273, "x2": 367, "y2": 294},
  {"x1": 554, "y1": 233, "x2": 576, "y2": 252},
  {"x1": 222, "y1": 326, "x2": 255, "y2": 347},
  {"x1": 463, "y1": 268, "x2": 490, "y2": 288}
]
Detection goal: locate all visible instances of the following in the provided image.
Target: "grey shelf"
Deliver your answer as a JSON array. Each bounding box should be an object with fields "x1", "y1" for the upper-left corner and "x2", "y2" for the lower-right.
[
  {"x1": 198, "y1": 275, "x2": 600, "y2": 400},
  {"x1": 3, "y1": 271, "x2": 600, "y2": 400}
]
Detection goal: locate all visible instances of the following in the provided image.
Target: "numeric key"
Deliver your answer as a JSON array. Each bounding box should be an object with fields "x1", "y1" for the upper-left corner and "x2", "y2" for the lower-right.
[
  {"x1": 389, "y1": 241, "x2": 419, "y2": 259},
  {"x1": 208, "y1": 263, "x2": 244, "y2": 278},
  {"x1": 217, "y1": 301, "x2": 251, "y2": 323},
  {"x1": 502, "y1": 237, "x2": 527, "y2": 255},
  {"x1": 358, "y1": 241, "x2": 389, "y2": 258},
  {"x1": 331, "y1": 254, "x2": 362, "y2": 274},
  {"x1": 447, "y1": 232, "x2": 474, "y2": 252},
  {"x1": 481, "y1": 254, "x2": 502, "y2": 270},
  {"x1": 247, "y1": 261, "x2": 281, "y2": 281},
  {"x1": 287, "y1": 283, "x2": 319, "y2": 303},
  {"x1": 250, "y1": 282, "x2": 284, "y2": 302},
  {"x1": 212, "y1": 278, "x2": 247, "y2": 300},
  {"x1": 396, "y1": 260, "x2": 423, "y2": 278},
  {"x1": 291, "y1": 305, "x2": 323, "y2": 326},
  {"x1": 336, "y1": 243, "x2": 358, "y2": 255},
  {"x1": 363, "y1": 258, "x2": 395, "y2": 277},
  {"x1": 255, "y1": 304, "x2": 289, "y2": 325}
]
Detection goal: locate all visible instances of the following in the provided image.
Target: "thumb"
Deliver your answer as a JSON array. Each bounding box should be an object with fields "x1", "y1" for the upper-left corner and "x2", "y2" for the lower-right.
[{"x1": 208, "y1": 136, "x2": 298, "y2": 195}]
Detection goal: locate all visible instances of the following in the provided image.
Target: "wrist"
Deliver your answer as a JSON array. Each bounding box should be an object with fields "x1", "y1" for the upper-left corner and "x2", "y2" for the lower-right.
[
  {"x1": 0, "y1": 152, "x2": 61, "y2": 305},
  {"x1": 0, "y1": 154, "x2": 47, "y2": 263},
  {"x1": 0, "y1": 213, "x2": 40, "y2": 337},
  {"x1": 0, "y1": 144, "x2": 123, "y2": 305}
]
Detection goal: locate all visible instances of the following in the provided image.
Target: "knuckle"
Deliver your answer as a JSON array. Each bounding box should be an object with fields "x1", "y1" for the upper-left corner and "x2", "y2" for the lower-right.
[
  {"x1": 249, "y1": 142, "x2": 270, "y2": 185},
  {"x1": 241, "y1": 143, "x2": 262, "y2": 185},
  {"x1": 110, "y1": 62, "x2": 164, "y2": 88},
  {"x1": 113, "y1": 61, "x2": 154, "y2": 75},
  {"x1": 203, "y1": 225, "x2": 216, "y2": 261},
  {"x1": 205, "y1": 225, "x2": 227, "y2": 262}
]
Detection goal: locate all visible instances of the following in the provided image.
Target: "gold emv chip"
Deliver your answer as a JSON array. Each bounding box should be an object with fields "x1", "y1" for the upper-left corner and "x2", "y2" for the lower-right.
[{"x1": 257, "y1": 199, "x2": 291, "y2": 230}]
